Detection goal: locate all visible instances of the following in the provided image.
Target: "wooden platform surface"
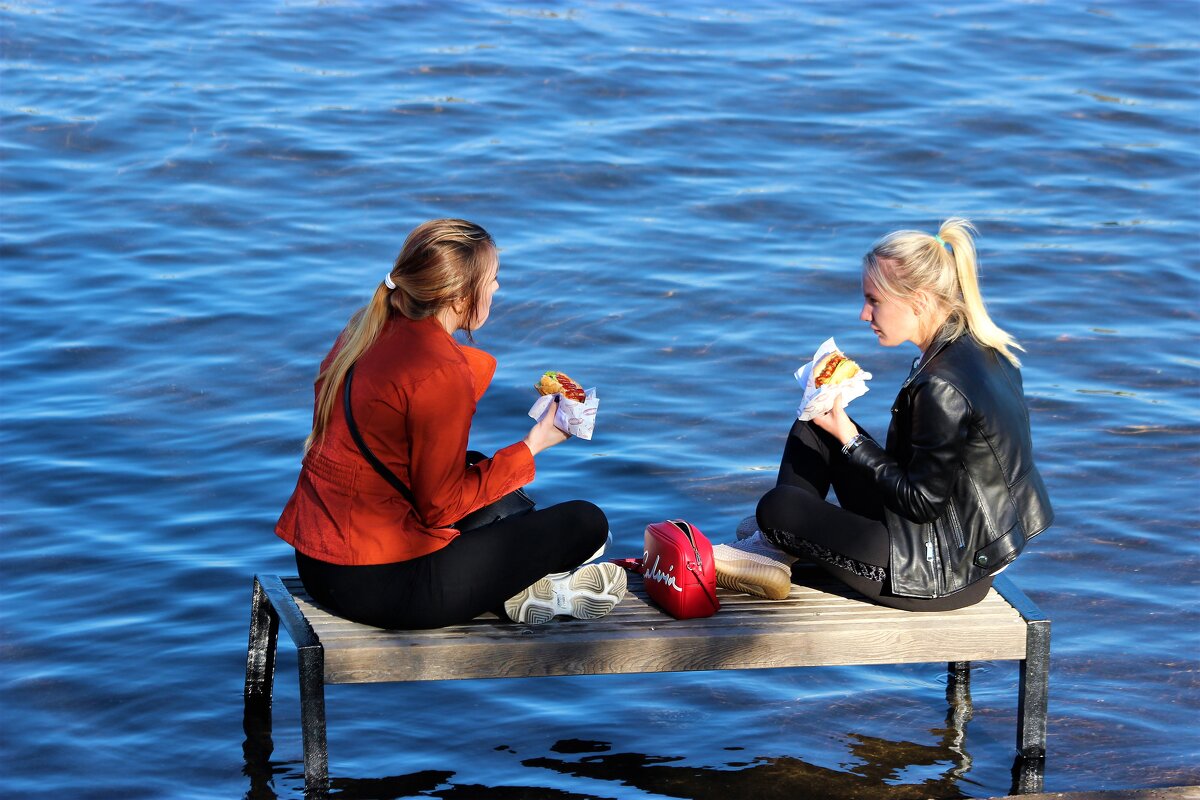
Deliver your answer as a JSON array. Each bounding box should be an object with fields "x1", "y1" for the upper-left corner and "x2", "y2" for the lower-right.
[{"x1": 277, "y1": 566, "x2": 1030, "y2": 685}]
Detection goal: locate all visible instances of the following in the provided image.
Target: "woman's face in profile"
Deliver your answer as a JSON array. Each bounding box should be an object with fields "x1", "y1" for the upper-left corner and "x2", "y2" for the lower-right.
[
  {"x1": 859, "y1": 271, "x2": 922, "y2": 349},
  {"x1": 470, "y1": 257, "x2": 501, "y2": 330}
]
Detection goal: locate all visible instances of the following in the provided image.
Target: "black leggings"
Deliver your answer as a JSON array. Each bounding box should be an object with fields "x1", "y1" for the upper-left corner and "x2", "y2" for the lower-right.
[
  {"x1": 756, "y1": 418, "x2": 991, "y2": 612},
  {"x1": 295, "y1": 500, "x2": 609, "y2": 629}
]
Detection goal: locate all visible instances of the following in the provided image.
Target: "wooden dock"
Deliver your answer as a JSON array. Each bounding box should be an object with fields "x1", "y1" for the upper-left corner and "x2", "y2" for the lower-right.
[{"x1": 245, "y1": 564, "x2": 1050, "y2": 796}]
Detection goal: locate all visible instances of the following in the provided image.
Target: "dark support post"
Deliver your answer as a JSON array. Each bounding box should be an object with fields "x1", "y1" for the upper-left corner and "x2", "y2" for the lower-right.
[
  {"x1": 1017, "y1": 619, "x2": 1050, "y2": 760},
  {"x1": 298, "y1": 643, "x2": 329, "y2": 795},
  {"x1": 947, "y1": 661, "x2": 971, "y2": 705},
  {"x1": 244, "y1": 576, "x2": 280, "y2": 724},
  {"x1": 248, "y1": 574, "x2": 331, "y2": 796},
  {"x1": 243, "y1": 577, "x2": 281, "y2": 792},
  {"x1": 992, "y1": 574, "x2": 1051, "y2": 794},
  {"x1": 1011, "y1": 752, "x2": 1046, "y2": 795},
  {"x1": 993, "y1": 576, "x2": 1051, "y2": 757}
]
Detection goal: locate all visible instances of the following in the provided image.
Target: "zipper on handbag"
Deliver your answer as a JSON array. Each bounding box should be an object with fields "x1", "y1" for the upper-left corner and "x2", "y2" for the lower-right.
[{"x1": 676, "y1": 520, "x2": 703, "y2": 567}]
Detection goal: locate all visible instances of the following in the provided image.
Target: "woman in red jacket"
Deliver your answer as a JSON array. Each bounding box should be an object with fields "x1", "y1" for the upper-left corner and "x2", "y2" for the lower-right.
[{"x1": 276, "y1": 219, "x2": 625, "y2": 628}]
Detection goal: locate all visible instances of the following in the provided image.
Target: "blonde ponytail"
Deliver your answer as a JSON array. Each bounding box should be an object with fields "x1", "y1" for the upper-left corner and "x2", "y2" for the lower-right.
[
  {"x1": 863, "y1": 217, "x2": 1023, "y2": 366},
  {"x1": 303, "y1": 219, "x2": 497, "y2": 454},
  {"x1": 937, "y1": 218, "x2": 1023, "y2": 366}
]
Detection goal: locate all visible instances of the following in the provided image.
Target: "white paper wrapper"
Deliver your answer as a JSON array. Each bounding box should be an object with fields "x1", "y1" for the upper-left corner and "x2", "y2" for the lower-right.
[
  {"x1": 528, "y1": 388, "x2": 599, "y2": 440},
  {"x1": 795, "y1": 337, "x2": 873, "y2": 421}
]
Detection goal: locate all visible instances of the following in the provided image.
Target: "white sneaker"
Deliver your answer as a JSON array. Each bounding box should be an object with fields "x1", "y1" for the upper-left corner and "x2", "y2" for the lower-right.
[
  {"x1": 504, "y1": 562, "x2": 627, "y2": 625},
  {"x1": 713, "y1": 531, "x2": 797, "y2": 600}
]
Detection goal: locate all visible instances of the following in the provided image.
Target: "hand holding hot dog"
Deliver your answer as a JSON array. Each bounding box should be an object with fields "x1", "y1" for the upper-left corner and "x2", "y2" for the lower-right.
[
  {"x1": 524, "y1": 396, "x2": 569, "y2": 455},
  {"x1": 527, "y1": 369, "x2": 600, "y2": 440},
  {"x1": 795, "y1": 337, "x2": 872, "y2": 422},
  {"x1": 810, "y1": 392, "x2": 858, "y2": 443}
]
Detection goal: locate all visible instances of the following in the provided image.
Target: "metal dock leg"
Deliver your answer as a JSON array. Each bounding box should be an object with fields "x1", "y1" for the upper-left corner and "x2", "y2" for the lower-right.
[
  {"x1": 1014, "y1": 617, "x2": 1050, "y2": 793},
  {"x1": 1017, "y1": 618, "x2": 1050, "y2": 759},
  {"x1": 992, "y1": 576, "x2": 1052, "y2": 758},
  {"x1": 298, "y1": 642, "x2": 329, "y2": 794},
  {"x1": 244, "y1": 576, "x2": 280, "y2": 727},
  {"x1": 243, "y1": 577, "x2": 281, "y2": 793},
  {"x1": 992, "y1": 574, "x2": 1051, "y2": 794},
  {"x1": 247, "y1": 574, "x2": 331, "y2": 796},
  {"x1": 947, "y1": 661, "x2": 971, "y2": 706}
]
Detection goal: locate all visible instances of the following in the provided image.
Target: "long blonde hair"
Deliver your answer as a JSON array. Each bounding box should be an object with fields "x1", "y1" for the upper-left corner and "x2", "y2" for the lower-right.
[
  {"x1": 304, "y1": 218, "x2": 497, "y2": 453},
  {"x1": 863, "y1": 217, "x2": 1023, "y2": 366}
]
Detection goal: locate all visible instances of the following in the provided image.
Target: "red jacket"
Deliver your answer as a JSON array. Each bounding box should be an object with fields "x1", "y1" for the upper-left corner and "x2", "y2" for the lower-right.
[{"x1": 275, "y1": 315, "x2": 536, "y2": 565}]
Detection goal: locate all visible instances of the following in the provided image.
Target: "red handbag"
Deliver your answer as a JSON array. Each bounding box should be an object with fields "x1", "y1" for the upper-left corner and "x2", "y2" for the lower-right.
[{"x1": 639, "y1": 520, "x2": 720, "y2": 619}]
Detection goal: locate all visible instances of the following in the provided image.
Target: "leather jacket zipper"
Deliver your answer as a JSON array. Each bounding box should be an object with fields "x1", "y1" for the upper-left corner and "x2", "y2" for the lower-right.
[{"x1": 925, "y1": 528, "x2": 940, "y2": 598}]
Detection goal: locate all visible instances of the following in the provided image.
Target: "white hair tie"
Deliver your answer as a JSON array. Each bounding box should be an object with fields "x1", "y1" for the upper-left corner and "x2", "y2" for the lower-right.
[{"x1": 384, "y1": 273, "x2": 397, "y2": 290}]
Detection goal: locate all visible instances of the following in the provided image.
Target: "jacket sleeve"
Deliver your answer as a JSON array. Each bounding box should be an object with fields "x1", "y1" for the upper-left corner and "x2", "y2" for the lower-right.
[
  {"x1": 849, "y1": 377, "x2": 971, "y2": 523},
  {"x1": 404, "y1": 363, "x2": 535, "y2": 529}
]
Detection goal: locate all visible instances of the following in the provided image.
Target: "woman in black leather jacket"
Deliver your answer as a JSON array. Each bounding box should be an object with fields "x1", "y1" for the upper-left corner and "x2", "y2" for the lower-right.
[{"x1": 734, "y1": 218, "x2": 1052, "y2": 611}]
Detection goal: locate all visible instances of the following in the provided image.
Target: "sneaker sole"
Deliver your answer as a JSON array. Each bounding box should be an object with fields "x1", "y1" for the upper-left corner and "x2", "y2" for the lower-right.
[
  {"x1": 713, "y1": 550, "x2": 792, "y2": 601},
  {"x1": 505, "y1": 562, "x2": 627, "y2": 624},
  {"x1": 716, "y1": 571, "x2": 791, "y2": 601}
]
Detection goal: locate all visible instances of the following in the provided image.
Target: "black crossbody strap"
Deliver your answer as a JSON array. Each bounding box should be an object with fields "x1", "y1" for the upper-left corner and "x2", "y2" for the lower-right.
[{"x1": 343, "y1": 364, "x2": 419, "y2": 507}]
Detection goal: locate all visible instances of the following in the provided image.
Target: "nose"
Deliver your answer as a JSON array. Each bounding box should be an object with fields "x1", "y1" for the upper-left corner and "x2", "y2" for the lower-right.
[{"x1": 859, "y1": 302, "x2": 871, "y2": 322}]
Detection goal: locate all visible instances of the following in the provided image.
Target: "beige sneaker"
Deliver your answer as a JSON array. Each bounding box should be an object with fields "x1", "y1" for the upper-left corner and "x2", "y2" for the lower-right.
[
  {"x1": 713, "y1": 531, "x2": 797, "y2": 600},
  {"x1": 504, "y1": 562, "x2": 627, "y2": 625}
]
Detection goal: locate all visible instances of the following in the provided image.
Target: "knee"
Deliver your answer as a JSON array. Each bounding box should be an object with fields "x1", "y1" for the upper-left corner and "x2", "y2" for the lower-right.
[
  {"x1": 563, "y1": 500, "x2": 609, "y2": 543},
  {"x1": 757, "y1": 484, "x2": 806, "y2": 531}
]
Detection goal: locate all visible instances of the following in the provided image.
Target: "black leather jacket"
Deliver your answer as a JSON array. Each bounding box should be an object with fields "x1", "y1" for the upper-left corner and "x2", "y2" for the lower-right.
[{"x1": 848, "y1": 333, "x2": 1053, "y2": 598}]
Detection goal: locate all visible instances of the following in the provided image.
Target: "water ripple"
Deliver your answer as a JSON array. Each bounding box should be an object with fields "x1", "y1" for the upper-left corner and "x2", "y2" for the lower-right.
[{"x1": 3, "y1": 1, "x2": 1199, "y2": 797}]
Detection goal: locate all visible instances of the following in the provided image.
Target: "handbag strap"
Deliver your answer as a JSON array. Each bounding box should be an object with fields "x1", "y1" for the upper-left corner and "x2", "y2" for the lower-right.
[
  {"x1": 343, "y1": 364, "x2": 418, "y2": 507},
  {"x1": 671, "y1": 520, "x2": 720, "y2": 612}
]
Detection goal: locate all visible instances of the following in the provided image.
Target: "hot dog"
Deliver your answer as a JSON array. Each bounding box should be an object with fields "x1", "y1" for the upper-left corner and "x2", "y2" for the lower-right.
[
  {"x1": 813, "y1": 351, "x2": 861, "y2": 387},
  {"x1": 535, "y1": 371, "x2": 586, "y2": 403}
]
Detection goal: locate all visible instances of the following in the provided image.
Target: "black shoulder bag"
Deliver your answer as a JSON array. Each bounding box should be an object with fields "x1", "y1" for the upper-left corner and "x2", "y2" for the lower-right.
[{"x1": 342, "y1": 364, "x2": 535, "y2": 532}]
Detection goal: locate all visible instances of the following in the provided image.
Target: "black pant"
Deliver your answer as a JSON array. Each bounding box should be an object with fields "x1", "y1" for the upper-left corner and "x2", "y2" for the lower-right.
[
  {"x1": 756, "y1": 418, "x2": 991, "y2": 612},
  {"x1": 296, "y1": 500, "x2": 609, "y2": 629}
]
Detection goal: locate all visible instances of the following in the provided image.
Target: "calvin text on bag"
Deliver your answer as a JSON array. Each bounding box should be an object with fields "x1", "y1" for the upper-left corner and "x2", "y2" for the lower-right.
[{"x1": 643, "y1": 552, "x2": 683, "y2": 593}]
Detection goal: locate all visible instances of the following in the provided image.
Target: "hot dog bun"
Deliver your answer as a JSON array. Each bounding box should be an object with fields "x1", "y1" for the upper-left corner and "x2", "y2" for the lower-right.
[
  {"x1": 813, "y1": 351, "x2": 861, "y2": 387},
  {"x1": 535, "y1": 371, "x2": 586, "y2": 402}
]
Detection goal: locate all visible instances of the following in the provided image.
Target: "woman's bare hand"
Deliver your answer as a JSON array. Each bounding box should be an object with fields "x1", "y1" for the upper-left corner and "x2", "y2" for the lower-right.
[
  {"x1": 523, "y1": 397, "x2": 570, "y2": 456},
  {"x1": 811, "y1": 394, "x2": 858, "y2": 445}
]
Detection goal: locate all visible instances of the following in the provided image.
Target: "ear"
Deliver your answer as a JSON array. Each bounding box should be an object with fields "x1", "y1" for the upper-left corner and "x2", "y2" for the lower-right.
[{"x1": 910, "y1": 292, "x2": 925, "y2": 316}]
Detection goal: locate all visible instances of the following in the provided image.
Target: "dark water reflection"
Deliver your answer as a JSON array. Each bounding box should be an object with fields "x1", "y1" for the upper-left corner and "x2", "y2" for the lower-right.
[{"x1": 240, "y1": 669, "x2": 1050, "y2": 799}]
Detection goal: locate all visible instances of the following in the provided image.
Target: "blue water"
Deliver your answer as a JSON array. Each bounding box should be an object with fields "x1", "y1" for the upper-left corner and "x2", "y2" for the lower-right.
[{"x1": 3, "y1": 2, "x2": 1198, "y2": 798}]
